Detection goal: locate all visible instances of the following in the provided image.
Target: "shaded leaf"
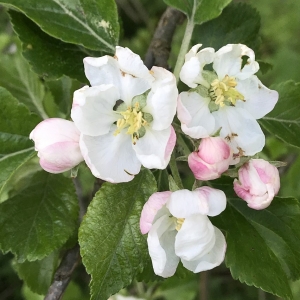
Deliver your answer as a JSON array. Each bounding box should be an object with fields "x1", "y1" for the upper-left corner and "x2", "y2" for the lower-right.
[
  {"x1": 0, "y1": 171, "x2": 79, "y2": 262},
  {"x1": 259, "y1": 81, "x2": 300, "y2": 149},
  {"x1": 193, "y1": 2, "x2": 260, "y2": 52},
  {"x1": 164, "y1": 0, "x2": 231, "y2": 25},
  {"x1": 79, "y1": 169, "x2": 157, "y2": 300},
  {"x1": 1, "y1": 0, "x2": 119, "y2": 52}
]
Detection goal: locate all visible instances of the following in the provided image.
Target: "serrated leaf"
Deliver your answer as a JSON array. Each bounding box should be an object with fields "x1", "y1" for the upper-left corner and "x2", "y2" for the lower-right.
[
  {"x1": 192, "y1": 3, "x2": 261, "y2": 52},
  {"x1": 79, "y1": 169, "x2": 157, "y2": 300},
  {"x1": 164, "y1": 0, "x2": 231, "y2": 25},
  {"x1": 13, "y1": 251, "x2": 59, "y2": 295},
  {"x1": 211, "y1": 178, "x2": 299, "y2": 299},
  {"x1": 0, "y1": 171, "x2": 79, "y2": 262},
  {"x1": 1, "y1": 0, "x2": 119, "y2": 52},
  {"x1": 259, "y1": 81, "x2": 300, "y2": 149},
  {"x1": 10, "y1": 11, "x2": 93, "y2": 83},
  {"x1": 0, "y1": 54, "x2": 49, "y2": 119}
]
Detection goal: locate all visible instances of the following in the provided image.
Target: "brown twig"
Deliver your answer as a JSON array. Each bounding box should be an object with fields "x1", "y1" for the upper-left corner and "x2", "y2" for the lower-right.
[{"x1": 144, "y1": 7, "x2": 185, "y2": 69}]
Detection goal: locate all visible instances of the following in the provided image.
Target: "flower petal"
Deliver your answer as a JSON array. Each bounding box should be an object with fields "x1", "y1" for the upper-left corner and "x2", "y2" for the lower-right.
[
  {"x1": 194, "y1": 187, "x2": 227, "y2": 217},
  {"x1": 71, "y1": 85, "x2": 119, "y2": 136},
  {"x1": 167, "y1": 190, "x2": 209, "y2": 218},
  {"x1": 181, "y1": 227, "x2": 226, "y2": 273},
  {"x1": 177, "y1": 92, "x2": 215, "y2": 139},
  {"x1": 213, "y1": 106, "x2": 265, "y2": 156},
  {"x1": 134, "y1": 126, "x2": 175, "y2": 169},
  {"x1": 235, "y1": 76, "x2": 278, "y2": 119},
  {"x1": 175, "y1": 214, "x2": 215, "y2": 261},
  {"x1": 140, "y1": 191, "x2": 172, "y2": 234},
  {"x1": 143, "y1": 67, "x2": 178, "y2": 131},
  {"x1": 80, "y1": 128, "x2": 141, "y2": 183},
  {"x1": 147, "y1": 214, "x2": 179, "y2": 278},
  {"x1": 213, "y1": 44, "x2": 259, "y2": 80}
]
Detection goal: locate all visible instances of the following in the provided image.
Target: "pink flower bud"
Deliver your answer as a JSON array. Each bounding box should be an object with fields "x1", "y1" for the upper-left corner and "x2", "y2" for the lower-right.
[
  {"x1": 188, "y1": 137, "x2": 232, "y2": 180},
  {"x1": 233, "y1": 159, "x2": 280, "y2": 210},
  {"x1": 30, "y1": 118, "x2": 83, "y2": 173}
]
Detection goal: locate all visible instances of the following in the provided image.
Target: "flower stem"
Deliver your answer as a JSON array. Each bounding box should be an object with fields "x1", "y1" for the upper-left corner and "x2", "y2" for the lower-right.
[
  {"x1": 170, "y1": 152, "x2": 184, "y2": 189},
  {"x1": 173, "y1": 4, "x2": 197, "y2": 83}
]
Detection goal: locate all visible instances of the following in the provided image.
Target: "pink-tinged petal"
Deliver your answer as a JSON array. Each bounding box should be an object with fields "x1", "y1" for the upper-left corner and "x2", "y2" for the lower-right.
[
  {"x1": 167, "y1": 190, "x2": 209, "y2": 218},
  {"x1": 80, "y1": 128, "x2": 141, "y2": 183},
  {"x1": 194, "y1": 187, "x2": 227, "y2": 217},
  {"x1": 235, "y1": 76, "x2": 278, "y2": 119},
  {"x1": 140, "y1": 191, "x2": 172, "y2": 234},
  {"x1": 213, "y1": 44, "x2": 259, "y2": 80},
  {"x1": 147, "y1": 214, "x2": 179, "y2": 278},
  {"x1": 164, "y1": 126, "x2": 176, "y2": 161},
  {"x1": 71, "y1": 85, "x2": 119, "y2": 136},
  {"x1": 143, "y1": 67, "x2": 178, "y2": 131},
  {"x1": 175, "y1": 214, "x2": 215, "y2": 261},
  {"x1": 181, "y1": 227, "x2": 226, "y2": 273},
  {"x1": 115, "y1": 46, "x2": 154, "y2": 83},
  {"x1": 39, "y1": 141, "x2": 83, "y2": 173},
  {"x1": 134, "y1": 127, "x2": 174, "y2": 169},
  {"x1": 213, "y1": 106, "x2": 265, "y2": 156},
  {"x1": 177, "y1": 92, "x2": 215, "y2": 139},
  {"x1": 30, "y1": 118, "x2": 81, "y2": 150}
]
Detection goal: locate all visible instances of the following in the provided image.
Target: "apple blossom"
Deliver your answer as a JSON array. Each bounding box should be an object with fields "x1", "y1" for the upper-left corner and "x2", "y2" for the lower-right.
[
  {"x1": 178, "y1": 44, "x2": 278, "y2": 157},
  {"x1": 233, "y1": 159, "x2": 280, "y2": 210},
  {"x1": 188, "y1": 136, "x2": 232, "y2": 180},
  {"x1": 71, "y1": 46, "x2": 178, "y2": 183},
  {"x1": 140, "y1": 188, "x2": 226, "y2": 277},
  {"x1": 30, "y1": 118, "x2": 83, "y2": 173}
]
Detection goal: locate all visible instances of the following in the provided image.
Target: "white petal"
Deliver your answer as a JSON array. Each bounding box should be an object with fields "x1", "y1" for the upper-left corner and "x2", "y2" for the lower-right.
[
  {"x1": 185, "y1": 44, "x2": 203, "y2": 61},
  {"x1": 175, "y1": 214, "x2": 215, "y2": 261},
  {"x1": 143, "y1": 67, "x2": 178, "y2": 131},
  {"x1": 194, "y1": 187, "x2": 227, "y2": 217},
  {"x1": 115, "y1": 46, "x2": 154, "y2": 83},
  {"x1": 181, "y1": 227, "x2": 226, "y2": 273},
  {"x1": 167, "y1": 190, "x2": 209, "y2": 218},
  {"x1": 71, "y1": 85, "x2": 119, "y2": 136},
  {"x1": 147, "y1": 214, "x2": 179, "y2": 278},
  {"x1": 134, "y1": 126, "x2": 174, "y2": 169},
  {"x1": 213, "y1": 44, "x2": 259, "y2": 80},
  {"x1": 177, "y1": 92, "x2": 215, "y2": 139},
  {"x1": 213, "y1": 106, "x2": 265, "y2": 156},
  {"x1": 140, "y1": 191, "x2": 172, "y2": 234},
  {"x1": 80, "y1": 128, "x2": 141, "y2": 183},
  {"x1": 235, "y1": 76, "x2": 278, "y2": 119}
]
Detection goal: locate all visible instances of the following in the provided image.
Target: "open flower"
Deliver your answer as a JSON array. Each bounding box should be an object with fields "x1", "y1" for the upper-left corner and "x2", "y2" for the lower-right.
[
  {"x1": 71, "y1": 47, "x2": 178, "y2": 183},
  {"x1": 140, "y1": 188, "x2": 226, "y2": 277},
  {"x1": 30, "y1": 118, "x2": 83, "y2": 173},
  {"x1": 178, "y1": 44, "x2": 278, "y2": 157},
  {"x1": 233, "y1": 159, "x2": 280, "y2": 209},
  {"x1": 188, "y1": 136, "x2": 232, "y2": 180}
]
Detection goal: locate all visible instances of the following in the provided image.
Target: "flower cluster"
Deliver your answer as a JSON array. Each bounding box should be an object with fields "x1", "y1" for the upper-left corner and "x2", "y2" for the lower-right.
[{"x1": 30, "y1": 44, "x2": 280, "y2": 278}]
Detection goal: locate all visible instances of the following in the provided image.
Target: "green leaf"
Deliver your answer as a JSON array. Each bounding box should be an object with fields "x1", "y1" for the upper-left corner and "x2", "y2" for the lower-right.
[
  {"x1": 79, "y1": 169, "x2": 157, "y2": 300},
  {"x1": 10, "y1": 11, "x2": 92, "y2": 83},
  {"x1": 259, "y1": 81, "x2": 300, "y2": 149},
  {"x1": 0, "y1": 54, "x2": 50, "y2": 119},
  {"x1": 211, "y1": 179, "x2": 299, "y2": 299},
  {"x1": 1, "y1": 0, "x2": 119, "y2": 52},
  {"x1": 0, "y1": 171, "x2": 79, "y2": 262},
  {"x1": 164, "y1": 0, "x2": 231, "y2": 24},
  {"x1": 13, "y1": 251, "x2": 59, "y2": 295},
  {"x1": 192, "y1": 2, "x2": 261, "y2": 52}
]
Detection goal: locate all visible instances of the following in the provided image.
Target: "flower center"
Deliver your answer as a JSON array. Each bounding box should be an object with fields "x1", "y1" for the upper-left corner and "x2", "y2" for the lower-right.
[
  {"x1": 209, "y1": 75, "x2": 245, "y2": 107},
  {"x1": 176, "y1": 218, "x2": 185, "y2": 231},
  {"x1": 114, "y1": 102, "x2": 147, "y2": 144}
]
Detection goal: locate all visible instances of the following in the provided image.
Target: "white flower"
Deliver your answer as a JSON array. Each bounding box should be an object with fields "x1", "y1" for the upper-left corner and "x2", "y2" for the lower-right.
[
  {"x1": 178, "y1": 44, "x2": 278, "y2": 157},
  {"x1": 71, "y1": 47, "x2": 178, "y2": 183},
  {"x1": 30, "y1": 118, "x2": 83, "y2": 173},
  {"x1": 140, "y1": 188, "x2": 226, "y2": 278}
]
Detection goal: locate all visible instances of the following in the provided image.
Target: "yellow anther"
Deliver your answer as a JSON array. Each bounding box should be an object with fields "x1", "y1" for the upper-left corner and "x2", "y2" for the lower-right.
[
  {"x1": 210, "y1": 75, "x2": 245, "y2": 107},
  {"x1": 176, "y1": 218, "x2": 185, "y2": 231}
]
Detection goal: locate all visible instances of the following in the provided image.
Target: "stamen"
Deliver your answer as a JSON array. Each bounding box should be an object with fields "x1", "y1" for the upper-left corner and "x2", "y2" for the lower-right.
[{"x1": 176, "y1": 218, "x2": 185, "y2": 231}]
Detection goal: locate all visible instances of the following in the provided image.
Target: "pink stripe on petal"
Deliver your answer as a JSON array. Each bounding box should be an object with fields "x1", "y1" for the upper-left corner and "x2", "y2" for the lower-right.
[{"x1": 164, "y1": 126, "x2": 176, "y2": 160}]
